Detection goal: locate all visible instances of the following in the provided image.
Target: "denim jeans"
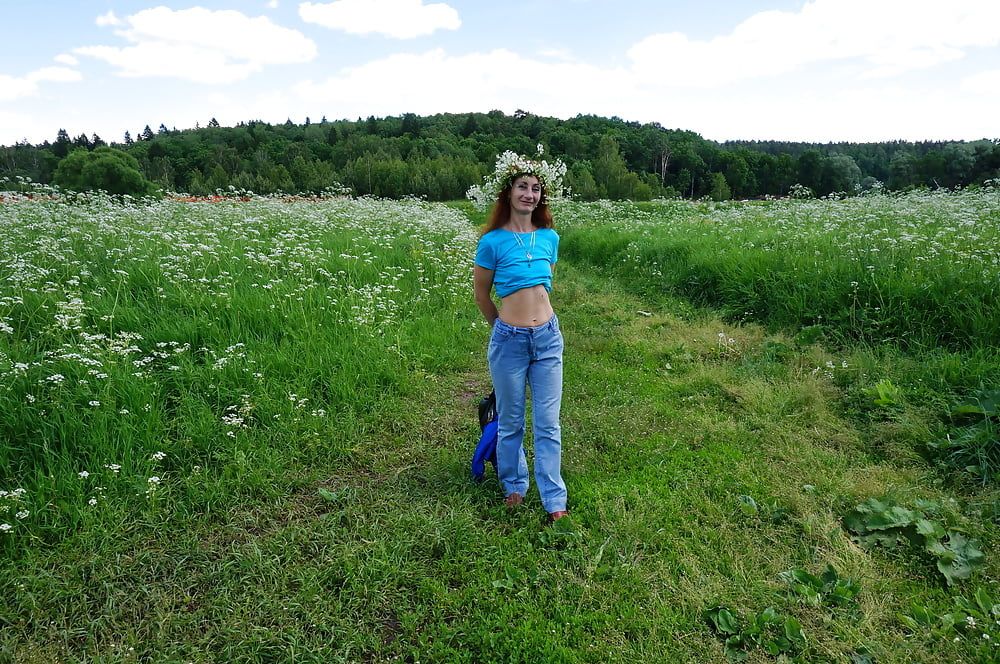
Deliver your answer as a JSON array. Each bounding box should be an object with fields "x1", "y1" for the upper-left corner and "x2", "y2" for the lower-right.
[{"x1": 487, "y1": 314, "x2": 567, "y2": 513}]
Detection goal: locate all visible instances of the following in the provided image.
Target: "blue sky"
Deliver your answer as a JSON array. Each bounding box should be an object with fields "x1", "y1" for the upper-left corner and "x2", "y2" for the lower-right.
[{"x1": 2, "y1": 0, "x2": 998, "y2": 146}]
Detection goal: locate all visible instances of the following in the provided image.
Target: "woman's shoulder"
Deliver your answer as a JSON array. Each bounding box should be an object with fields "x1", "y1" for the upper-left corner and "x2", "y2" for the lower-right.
[{"x1": 479, "y1": 228, "x2": 511, "y2": 245}]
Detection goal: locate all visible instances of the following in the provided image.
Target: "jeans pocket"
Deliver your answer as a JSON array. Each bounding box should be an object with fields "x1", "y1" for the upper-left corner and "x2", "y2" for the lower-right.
[{"x1": 490, "y1": 324, "x2": 513, "y2": 343}]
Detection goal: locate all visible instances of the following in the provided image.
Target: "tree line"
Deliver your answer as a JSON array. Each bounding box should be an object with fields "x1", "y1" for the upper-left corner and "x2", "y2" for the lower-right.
[{"x1": 2, "y1": 110, "x2": 998, "y2": 200}]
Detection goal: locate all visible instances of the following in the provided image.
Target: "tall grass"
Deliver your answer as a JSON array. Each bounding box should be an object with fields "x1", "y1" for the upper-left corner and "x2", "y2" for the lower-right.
[
  {"x1": 558, "y1": 188, "x2": 1000, "y2": 352},
  {"x1": 0, "y1": 192, "x2": 482, "y2": 553}
]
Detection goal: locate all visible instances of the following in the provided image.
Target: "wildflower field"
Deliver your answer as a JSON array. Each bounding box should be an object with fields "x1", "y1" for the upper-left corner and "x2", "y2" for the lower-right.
[
  {"x1": 1, "y1": 189, "x2": 998, "y2": 662},
  {"x1": 559, "y1": 188, "x2": 1000, "y2": 351}
]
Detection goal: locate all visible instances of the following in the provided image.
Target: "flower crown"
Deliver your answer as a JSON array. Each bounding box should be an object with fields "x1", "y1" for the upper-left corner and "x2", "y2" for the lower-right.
[{"x1": 466, "y1": 145, "x2": 568, "y2": 211}]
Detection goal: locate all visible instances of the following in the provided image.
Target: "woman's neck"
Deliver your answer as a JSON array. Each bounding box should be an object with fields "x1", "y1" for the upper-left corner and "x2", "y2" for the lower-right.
[{"x1": 507, "y1": 211, "x2": 534, "y2": 233}]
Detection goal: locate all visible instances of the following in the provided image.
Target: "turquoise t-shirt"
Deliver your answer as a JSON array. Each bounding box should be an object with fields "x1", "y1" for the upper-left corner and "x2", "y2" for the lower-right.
[{"x1": 475, "y1": 228, "x2": 559, "y2": 298}]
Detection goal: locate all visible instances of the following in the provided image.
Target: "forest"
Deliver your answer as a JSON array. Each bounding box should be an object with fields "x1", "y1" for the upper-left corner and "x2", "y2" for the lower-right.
[{"x1": 2, "y1": 110, "x2": 998, "y2": 200}]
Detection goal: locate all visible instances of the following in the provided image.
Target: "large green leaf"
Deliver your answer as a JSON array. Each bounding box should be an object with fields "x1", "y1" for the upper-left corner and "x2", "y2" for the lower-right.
[
  {"x1": 706, "y1": 606, "x2": 740, "y2": 635},
  {"x1": 928, "y1": 532, "x2": 986, "y2": 586},
  {"x1": 784, "y1": 616, "x2": 806, "y2": 645},
  {"x1": 916, "y1": 519, "x2": 946, "y2": 539}
]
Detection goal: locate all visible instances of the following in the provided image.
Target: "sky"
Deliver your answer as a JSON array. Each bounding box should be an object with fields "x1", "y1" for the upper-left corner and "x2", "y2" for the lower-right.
[{"x1": 2, "y1": 0, "x2": 999, "y2": 147}]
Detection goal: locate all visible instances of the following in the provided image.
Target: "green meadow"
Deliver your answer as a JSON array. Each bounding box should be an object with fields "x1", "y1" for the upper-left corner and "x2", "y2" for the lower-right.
[{"x1": 1, "y1": 188, "x2": 997, "y2": 663}]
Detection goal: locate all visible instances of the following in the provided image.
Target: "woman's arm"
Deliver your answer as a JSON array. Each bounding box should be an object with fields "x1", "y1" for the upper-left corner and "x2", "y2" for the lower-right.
[{"x1": 473, "y1": 265, "x2": 498, "y2": 326}]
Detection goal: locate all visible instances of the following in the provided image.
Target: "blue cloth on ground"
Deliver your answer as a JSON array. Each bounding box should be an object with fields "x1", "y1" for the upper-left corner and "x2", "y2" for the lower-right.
[{"x1": 471, "y1": 418, "x2": 498, "y2": 482}]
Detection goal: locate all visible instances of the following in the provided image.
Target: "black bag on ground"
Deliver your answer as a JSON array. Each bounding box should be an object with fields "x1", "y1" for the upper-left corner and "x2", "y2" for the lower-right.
[{"x1": 478, "y1": 390, "x2": 496, "y2": 431}]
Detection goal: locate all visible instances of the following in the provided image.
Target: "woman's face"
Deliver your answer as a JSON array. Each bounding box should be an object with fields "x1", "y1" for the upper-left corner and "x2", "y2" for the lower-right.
[{"x1": 509, "y1": 175, "x2": 542, "y2": 214}]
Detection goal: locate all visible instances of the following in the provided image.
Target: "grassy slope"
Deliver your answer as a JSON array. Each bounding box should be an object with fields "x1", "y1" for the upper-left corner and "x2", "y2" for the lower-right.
[{"x1": 3, "y1": 259, "x2": 997, "y2": 663}]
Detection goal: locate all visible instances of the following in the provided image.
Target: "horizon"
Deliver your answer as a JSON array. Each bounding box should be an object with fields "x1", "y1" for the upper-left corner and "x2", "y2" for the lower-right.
[{"x1": 2, "y1": 1, "x2": 999, "y2": 147}]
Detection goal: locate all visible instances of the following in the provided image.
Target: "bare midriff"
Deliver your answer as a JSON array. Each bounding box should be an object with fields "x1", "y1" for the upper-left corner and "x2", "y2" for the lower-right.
[{"x1": 499, "y1": 284, "x2": 554, "y2": 327}]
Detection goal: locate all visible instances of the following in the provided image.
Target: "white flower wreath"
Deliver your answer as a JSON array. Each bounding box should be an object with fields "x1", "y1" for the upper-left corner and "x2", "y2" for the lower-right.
[{"x1": 466, "y1": 144, "x2": 568, "y2": 211}]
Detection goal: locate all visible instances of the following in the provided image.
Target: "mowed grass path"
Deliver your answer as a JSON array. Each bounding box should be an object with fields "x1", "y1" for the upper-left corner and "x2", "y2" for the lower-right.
[{"x1": 5, "y1": 251, "x2": 995, "y2": 663}]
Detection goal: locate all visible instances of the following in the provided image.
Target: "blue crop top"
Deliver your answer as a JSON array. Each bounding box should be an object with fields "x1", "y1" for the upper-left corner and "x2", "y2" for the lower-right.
[{"x1": 474, "y1": 228, "x2": 559, "y2": 298}]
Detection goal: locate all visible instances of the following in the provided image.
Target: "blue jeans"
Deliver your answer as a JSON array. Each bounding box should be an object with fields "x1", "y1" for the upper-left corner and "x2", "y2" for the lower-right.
[{"x1": 487, "y1": 314, "x2": 567, "y2": 513}]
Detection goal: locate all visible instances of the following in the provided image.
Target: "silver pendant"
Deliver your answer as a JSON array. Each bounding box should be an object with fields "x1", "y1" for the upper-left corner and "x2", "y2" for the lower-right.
[{"x1": 526, "y1": 253, "x2": 533, "y2": 260}]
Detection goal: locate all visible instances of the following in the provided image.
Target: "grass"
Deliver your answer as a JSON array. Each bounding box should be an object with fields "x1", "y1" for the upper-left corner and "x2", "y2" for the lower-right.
[
  {"x1": 1, "y1": 192, "x2": 998, "y2": 662},
  {"x1": 559, "y1": 188, "x2": 1000, "y2": 353}
]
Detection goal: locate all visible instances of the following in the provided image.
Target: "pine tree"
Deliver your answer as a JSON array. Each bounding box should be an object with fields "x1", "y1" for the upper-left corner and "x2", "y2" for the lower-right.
[
  {"x1": 460, "y1": 113, "x2": 478, "y2": 138},
  {"x1": 401, "y1": 113, "x2": 420, "y2": 137},
  {"x1": 53, "y1": 128, "x2": 71, "y2": 158}
]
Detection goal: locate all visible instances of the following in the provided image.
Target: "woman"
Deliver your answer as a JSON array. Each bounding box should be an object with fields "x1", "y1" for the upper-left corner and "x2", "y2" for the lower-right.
[{"x1": 472, "y1": 155, "x2": 568, "y2": 524}]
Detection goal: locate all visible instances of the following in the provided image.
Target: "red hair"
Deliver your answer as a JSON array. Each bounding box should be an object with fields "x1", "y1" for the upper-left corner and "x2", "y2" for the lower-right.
[{"x1": 482, "y1": 174, "x2": 554, "y2": 234}]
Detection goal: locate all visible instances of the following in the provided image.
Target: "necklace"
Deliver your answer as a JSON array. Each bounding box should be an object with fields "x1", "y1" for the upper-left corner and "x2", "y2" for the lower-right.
[{"x1": 511, "y1": 230, "x2": 536, "y2": 262}]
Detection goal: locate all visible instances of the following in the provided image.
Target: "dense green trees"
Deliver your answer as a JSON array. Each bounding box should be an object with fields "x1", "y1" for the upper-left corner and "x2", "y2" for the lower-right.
[{"x1": 3, "y1": 112, "x2": 998, "y2": 199}]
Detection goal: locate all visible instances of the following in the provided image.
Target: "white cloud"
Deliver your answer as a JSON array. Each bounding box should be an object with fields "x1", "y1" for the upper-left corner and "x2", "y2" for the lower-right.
[
  {"x1": 267, "y1": 0, "x2": 280, "y2": 7},
  {"x1": 0, "y1": 76, "x2": 37, "y2": 102},
  {"x1": 628, "y1": 0, "x2": 1000, "y2": 87},
  {"x1": 29, "y1": 67, "x2": 82, "y2": 84},
  {"x1": 74, "y1": 44, "x2": 265, "y2": 84},
  {"x1": 75, "y1": 7, "x2": 317, "y2": 82},
  {"x1": 536, "y1": 48, "x2": 575, "y2": 62},
  {"x1": 299, "y1": 0, "x2": 460, "y2": 39},
  {"x1": 292, "y1": 48, "x2": 628, "y2": 118},
  {"x1": 961, "y1": 69, "x2": 1000, "y2": 96},
  {"x1": 95, "y1": 11, "x2": 121, "y2": 27},
  {"x1": 0, "y1": 109, "x2": 51, "y2": 144},
  {"x1": 0, "y1": 67, "x2": 82, "y2": 102},
  {"x1": 54, "y1": 54, "x2": 79, "y2": 66}
]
